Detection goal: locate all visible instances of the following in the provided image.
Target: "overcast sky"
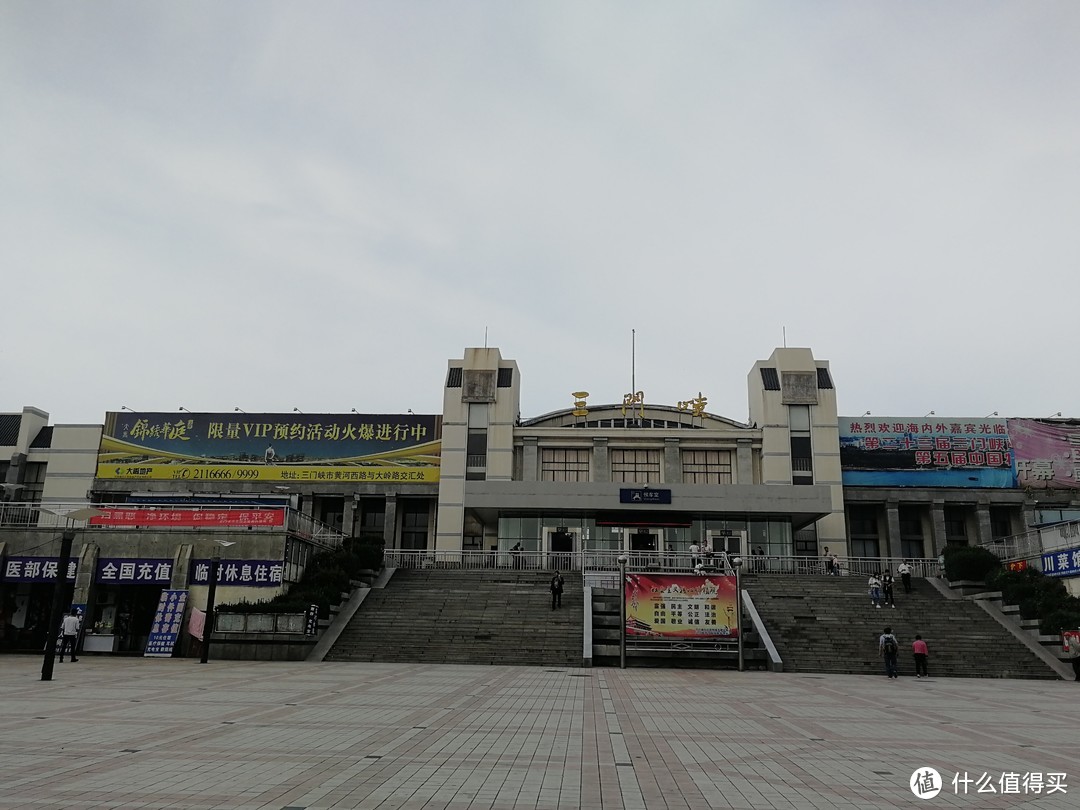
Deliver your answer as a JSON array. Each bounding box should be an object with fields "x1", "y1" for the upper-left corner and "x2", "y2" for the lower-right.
[{"x1": 3, "y1": 2, "x2": 1078, "y2": 426}]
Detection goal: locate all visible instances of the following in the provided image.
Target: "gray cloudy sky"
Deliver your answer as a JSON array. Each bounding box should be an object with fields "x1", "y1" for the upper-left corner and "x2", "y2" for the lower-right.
[{"x1": 3, "y1": 2, "x2": 1078, "y2": 425}]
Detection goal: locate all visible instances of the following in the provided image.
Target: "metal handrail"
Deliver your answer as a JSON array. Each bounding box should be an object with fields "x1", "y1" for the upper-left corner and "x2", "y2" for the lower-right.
[{"x1": 380, "y1": 549, "x2": 941, "y2": 577}]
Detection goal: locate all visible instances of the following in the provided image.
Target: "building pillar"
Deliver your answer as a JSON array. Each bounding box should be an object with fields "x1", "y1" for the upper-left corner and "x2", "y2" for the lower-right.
[
  {"x1": 592, "y1": 438, "x2": 610, "y2": 483},
  {"x1": 522, "y1": 437, "x2": 539, "y2": 482},
  {"x1": 383, "y1": 494, "x2": 398, "y2": 549},
  {"x1": 885, "y1": 501, "x2": 903, "y2": 559},
  {"x1": 72, "y1": 542, "x2": 99, "y2": 606},
  {"x1": 664, "y1": 438, "x2": 680, "y2": 484},
  {"x1": 975, "y1": 502, "x2": 993, "y2": 546},
  {"x1": 342, "y1": 499, "x2": 356, "y2": 537},
  {"x1": 736, "y1": 439, "x2": 753, "y2": 484},
  {"x1": 931, "y1": 501, "x2": 947, "y2": 554}
]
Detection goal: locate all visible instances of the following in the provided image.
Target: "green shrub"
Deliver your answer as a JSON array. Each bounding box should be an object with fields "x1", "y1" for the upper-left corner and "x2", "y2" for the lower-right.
[
  {"x1": 1039, "y1": 596, "x2": 1080, "y2": 635},
  {"x1": 942, "y1": 545, "x2": 1001, "y2": 582}
]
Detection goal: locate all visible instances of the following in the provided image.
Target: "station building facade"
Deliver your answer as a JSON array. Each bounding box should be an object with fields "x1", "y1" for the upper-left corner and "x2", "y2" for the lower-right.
[{"x1": 4, "y1": 344, "x2": 1080, "y2": 652}]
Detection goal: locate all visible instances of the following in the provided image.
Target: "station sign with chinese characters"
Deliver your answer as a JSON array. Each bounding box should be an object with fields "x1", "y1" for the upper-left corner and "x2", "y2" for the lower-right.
[
  {"x1": 839, "y1": 417, "x2": 1014, "y2": 488},
  {"x1": 624, "y1": 573, "x2": 739, "y2": 639},
  {"x1": 619, "y1": 488, "x2": 672, "y2": 505},
  {"x1": 96, "y1": 411, "x2": 442, "y2": 483},
  {"x1": 2, "y1": 557, "x2": 77, "y2": 583},
  {"x1": 96, "y1": 558, "x2": 174, "y2": 585},
  {"x1": 1041, "y1": 546, "x2": 1080, "y2": 578},
  {"x1": 189, "y1": 559, "x2": 285, "y2": 587}
]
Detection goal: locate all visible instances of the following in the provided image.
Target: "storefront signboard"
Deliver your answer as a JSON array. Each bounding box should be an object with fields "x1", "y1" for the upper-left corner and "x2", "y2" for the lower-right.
[
  {"x1": 89, "y1": 507, "x2": 285, "y2": 528},
  {"x1": 145, "y1": 590, "x2": 188, "y2": 658},
  {"x1": 96, "y1": 411, "x2": 442, "y2": 482},
  {"x1": 189, "y1": 559, "x2": 284, "y2": 587},
  {"x1": 2, "y1": 557, "x2": 77, "y2": 583},
  {"x1": 624, "y1": 573, "x2": 739, "y2": 639},
  {"x1": 95, "y1": 558, "x2": 174, "y2": 585},
  {"x1": 1042, "y1": 546, "x2": 1080, "y2": 578},
  {"x1": 305, "y1": 603, "x2": 319, "y2": 635}
]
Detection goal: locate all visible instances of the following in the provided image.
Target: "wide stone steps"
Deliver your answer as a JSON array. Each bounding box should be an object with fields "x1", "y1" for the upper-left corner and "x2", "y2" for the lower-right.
[
  {"x1": 326, "y1": 569, "x2": 584, "y2": 666},
  {"x1": 746, "y1": 575, "x2": 1059, "y2": 679}
]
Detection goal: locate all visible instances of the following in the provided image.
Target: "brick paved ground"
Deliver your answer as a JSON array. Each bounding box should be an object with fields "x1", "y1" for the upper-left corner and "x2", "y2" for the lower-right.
[{"x1": 0, "y1": 656, "x2": 1076, "y2": 809}]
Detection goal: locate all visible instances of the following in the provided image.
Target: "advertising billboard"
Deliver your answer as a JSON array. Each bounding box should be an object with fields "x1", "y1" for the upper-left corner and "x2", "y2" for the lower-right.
[
  {"x1": 96, "y1": 412, "x2": 441, "y2": 483},
  {"x1": 624, "y1": 573, "x2": 739, "y2": 639},
  {"x1": 1008, "y1": 419, "x2": 1080, "y2": 491},
  {"x1": 839, "y1": 417, "x2": 1014, "y2": 488}
]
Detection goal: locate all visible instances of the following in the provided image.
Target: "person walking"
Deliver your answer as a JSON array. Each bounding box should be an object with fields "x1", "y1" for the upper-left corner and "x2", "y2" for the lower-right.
[
  {"x1": 58, "y1": 609, "x2": 80, "y2": 663},
  {"x1": 549, "y1": 571, "x2": 565, "y2": 610},
  {"x1": 688, "y1": 542, "x2": 700, "y2": 570},
  {"x1": 823, "y1": 546, "x2": 833, "y2": 575},
  {"x1": 830, "y1": 552, "x2": 840, "y2": 576},
  {"x1": 881, "y1": 572, "x2": 896, "y2": 608},
  {"x1": 868, "y1": 573, "x2": 883, "y2": 609},
  {"x1": 879, "y1": 626, "x2": 900, "y2": 679},
  {"x1": 912, "y1": 634, "x2": 930, "y2": 678},
  {"x1": 898, "y1": 560, "x2": 913, "y2": 594}
]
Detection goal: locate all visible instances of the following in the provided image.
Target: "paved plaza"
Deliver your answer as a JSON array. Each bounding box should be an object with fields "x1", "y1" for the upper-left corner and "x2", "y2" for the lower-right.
[{"x1": 0, "y1": 656, "x2": 1076, "y2": 810}]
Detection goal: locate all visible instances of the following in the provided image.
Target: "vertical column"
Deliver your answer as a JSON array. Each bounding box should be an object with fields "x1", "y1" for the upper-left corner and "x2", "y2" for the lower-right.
[
  {"x1": 342, "y1": 498, "x2": 356, "y2": 538},
  {"x1": 975, "y1": 502, "x2": 993, "y2": 545},
  {"x1": 664, "y1": 437, "x2": 680, "y2": 484},
  {"x1": 383, "y1": 494, "x2": 398, "y2": 549},
  {"x1": 522, "y1": 437, "x2": 539, "y2": 482},
  {"x1": 736, "y1": 439, "x2": 753, "y2": 484},
  {"x1": 931, "y1": 501, "x2": 947, "y2": 554},
  {"x1": 885, "y1": 501, "x2": 903, "y2": 559},
  {"x1": 593, "y1": 438, "x2": 610, "y2": 483}
]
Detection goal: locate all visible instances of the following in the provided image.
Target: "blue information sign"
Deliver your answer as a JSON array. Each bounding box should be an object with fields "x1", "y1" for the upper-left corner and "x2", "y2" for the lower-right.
[
  {"x1": 1042, "y1": 546, "x2": 1080, "y2": 578},
  {"x1": 619, "y1": 488, "x2": 672, "y2": 504},
  {"x1": 144, "y1": 589, "x2": 188, "y2": 658}
]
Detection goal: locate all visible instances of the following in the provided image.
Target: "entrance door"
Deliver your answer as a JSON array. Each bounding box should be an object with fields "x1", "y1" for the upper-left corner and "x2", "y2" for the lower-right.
[{"x1": 545, "y1": 527, "x2": 577, "y2": 571}]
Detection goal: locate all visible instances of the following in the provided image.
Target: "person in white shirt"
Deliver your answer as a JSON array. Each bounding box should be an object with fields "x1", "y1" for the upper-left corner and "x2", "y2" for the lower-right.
[
  {"x1": 58, "y1": 609, "x2": 81, "y2": 662},
  {"x1": 897, "y1": 561, "x2": 913, "y2": 594},
  {"x1": 688, "y1": 542, "x2": 701, "y2": 570}
]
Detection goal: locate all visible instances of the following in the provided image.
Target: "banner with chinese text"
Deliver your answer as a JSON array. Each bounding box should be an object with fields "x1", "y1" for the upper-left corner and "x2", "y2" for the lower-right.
[
  {"x1": 624, "y1": 573, "x2": 739, "y2": 639},
  {"x1": 1008, "y1": 419, "x2": 1080, "y2": 491},
  {"x1": 145, "y1": 590, "x2": 188, "y2": 658},
  {"x1": 89, "y1": 507, "x2": 285, "y2": 528},
  {"x1": 839, "y1": 417, "x2": 1014, "y2": 487},
  {"x1": 96, "y1": 412, "x2": 441, "y2": 482},
  {"x1": 96, "y1": 558, "x2": 174, "y2": 585},
  {"x1": 2, "y1": 557, "x2": 77, "y2": 583},
  {"x1": 1042, "y1": 546, "x2": 1080, "y2": 578}
]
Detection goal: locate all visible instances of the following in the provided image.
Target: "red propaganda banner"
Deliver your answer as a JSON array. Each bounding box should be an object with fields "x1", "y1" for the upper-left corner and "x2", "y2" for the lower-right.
[
  {"x1": 89, "y1": 508, "x2": 285, "y2": 528},
  {"x1": 1005, "y1": 560, "x2": 1029, "y2": 573},
  {"x1": 624, "y1": 573, "x2": 739, "y2": 639}
]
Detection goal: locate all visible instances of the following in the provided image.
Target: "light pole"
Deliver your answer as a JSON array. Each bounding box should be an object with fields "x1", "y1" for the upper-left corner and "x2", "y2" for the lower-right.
[
  {"x1": 200, "y1": 540, "x2": 235, "y2": 664},
  {"x1": 617, "y1": 552, "x2": 628, "y2": 669},
  {"x1": 730, "y1": 555, "x2": 744, "y2": 672},
  {"x1": 40, "y1": 507, "x2": 103, "y2": 682}
]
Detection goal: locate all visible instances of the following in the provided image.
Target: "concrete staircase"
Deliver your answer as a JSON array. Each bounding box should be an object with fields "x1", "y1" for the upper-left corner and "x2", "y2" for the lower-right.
[
  {"x1": 325, "y1": 569, "x2": 584, "y2": 666},
  {"x1": 744, "y1": 573, "x2": 1061, "y2": 679}
]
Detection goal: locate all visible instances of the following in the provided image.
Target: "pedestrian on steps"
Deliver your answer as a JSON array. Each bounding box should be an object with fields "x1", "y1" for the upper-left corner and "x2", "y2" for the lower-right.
[
  {"x1": 550, "y1": 571, "x2": 565, "y2": 610},
  {"x1": 879, "y1": 626, "x2": 900, "y2": 679},
  {"x1": 868, "y1": 573, "x2": 883, "y2": 609},
  {"x1": 912, "y1": 634, "x2": 930, "y2": 678},
  {"x1": 898, "y1": 560, "x2": 913, "y2": 594},
  {"x1": 881, "y1": 572, "x2": 896, "y2": 608}
]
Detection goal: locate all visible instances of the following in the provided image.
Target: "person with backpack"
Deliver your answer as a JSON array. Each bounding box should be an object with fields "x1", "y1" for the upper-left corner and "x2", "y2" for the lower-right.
[
  {"x1": 879, "y1": 626, "x2": 900, "y2": 679},
  {"x1": 549, "y1": 571, "x2": 565, "y2": 610},
  {"x1": 912, "y1": 634, "x2": 930, "y2": 678}
]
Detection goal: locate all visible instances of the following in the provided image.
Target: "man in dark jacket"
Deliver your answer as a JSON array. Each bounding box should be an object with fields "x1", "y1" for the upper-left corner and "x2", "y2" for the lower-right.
[{"x1": 550, "y1": 571, "x2": 565, "y2": 610}]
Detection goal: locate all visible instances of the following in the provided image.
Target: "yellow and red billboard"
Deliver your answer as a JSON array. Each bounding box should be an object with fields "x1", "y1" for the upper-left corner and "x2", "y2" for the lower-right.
[
  {"x1": 624, "y1": 573, "x2": 739, "y2": 639},
  {"x1": 96, "y1": 412, "x2": 441, "y2": 482}
]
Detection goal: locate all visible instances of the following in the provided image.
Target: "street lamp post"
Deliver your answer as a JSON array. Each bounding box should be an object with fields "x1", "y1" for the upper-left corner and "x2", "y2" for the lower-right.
[
  {"x1": 730, "y1": 555, "x2": 744, "y2": 672},
  {"x1": 41, "y1": 530, "x2": 75, "y2": 682},
  {"x1": 200, "y1": 540, "x2": 235, "y2": 664},
  {"x1": 617, "y1": 552, "x2": 628, "y2": 669}
]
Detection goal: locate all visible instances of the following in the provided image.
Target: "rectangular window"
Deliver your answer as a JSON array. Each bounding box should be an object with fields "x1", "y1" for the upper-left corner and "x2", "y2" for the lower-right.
[
  {"x1": 848, "y1": 505, "x2": 880, "y2": 558},
  {"x1": 681, "y1": 450, "x2": 732, "y2": 485},
  {"x1": 401, "y1": 501, "x2": 430, "y2": 550},
  {"x1": 19, "y1": 462, "x2": 47, "y2": 503},
  {"x1": 944, "y1": 506, "x2": 968, "y2": 545},
  {"x1": 610, "y1": 449, "x2": 661, "y2": 484},
  {"x1": 541, "y1": 448, "x2": 590, "y2": 482},
  {"x1": 899, "y1": 505, "x2": 925, "y2": 558}
]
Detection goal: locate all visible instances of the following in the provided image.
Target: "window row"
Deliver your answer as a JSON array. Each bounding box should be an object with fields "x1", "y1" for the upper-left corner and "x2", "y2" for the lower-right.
[{"x1": 539, "y1": 448, "x2": 733, "y2": 484}]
